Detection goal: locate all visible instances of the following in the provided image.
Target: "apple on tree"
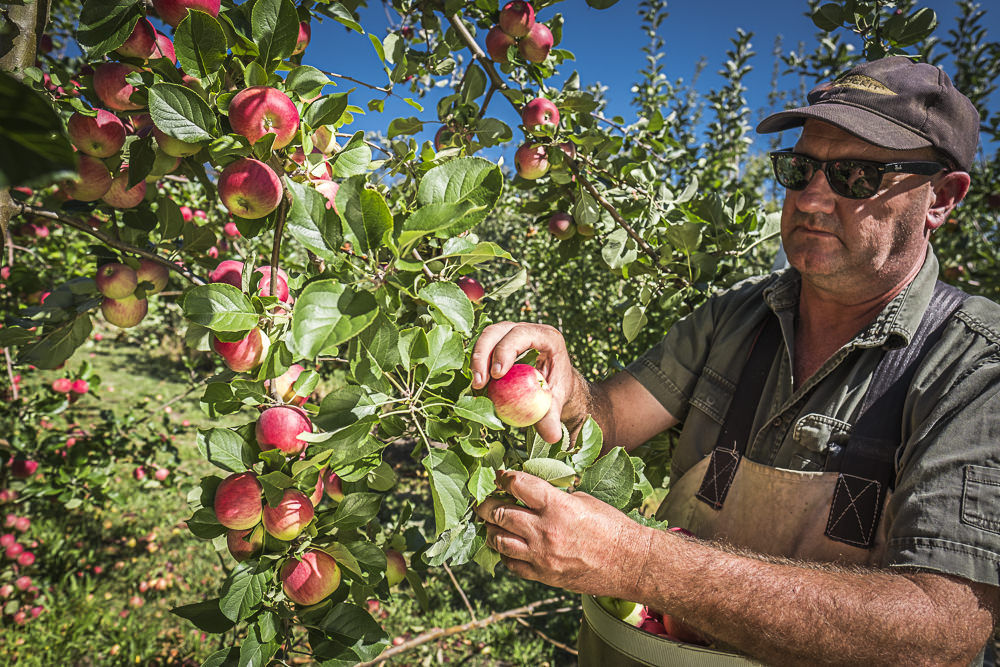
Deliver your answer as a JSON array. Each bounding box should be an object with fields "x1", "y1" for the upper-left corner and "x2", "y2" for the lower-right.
[
  {"x1": 227, "y1": 86, "x2": 300, "y2": 149},
  {"x1": 385, "y1": 549, "x2": 407, "y2": 587},
  {"x1": 226, "y1": 525, "x2": 264, "y2": 562},
  {"x1": 498, "y1": 1, "x2": 535, "y2": 38},
  {"x1": 135, "y1": 258, "x2": 169, "y2": 294},
  {"x1": 254, "y1": 265, "x2": 290, "y2": 301},
  {"x1": 486, "y1": 363, "x2": 553, "y2": 427},
  {"x1": 213, "y1": 471, "x2": 263, "y2": 530},
  {"x1": 101, "y1": 166, "x2": 147, "y2": 209},
  {"x1": 514, "y1": 143, "x2": 550, "y2": 180},
  {"x1": 212, "y1": 327, "x2": 270, "y2": 373},
  {"x1": 64, "y1": 154, "x2": 112, "y2": 202},
  {"x1": 262, "y1": 489, "x2": 315, "y2": 541},
  {"x1": 256, "y1": 405, "x2": 313, "y2": 455},
  {"x1": 293, "y1": 22, "x2": 311, "y2": 55},
  {"x1": 485, "y1": 26, "x2": 516, "y2": 63},
  {"x1": 280, "y1": 549, "x2": 341, "y2": 606},
  {"x1": 92, "y1": 62, "x2": 144, "y2": 112},
  {"x1": 152, "y1": 126, "x2": 201, "y2": 158},
  {"x1": 521, "y1": 98, "x2": 560, "y2": 135},
  {"x1": 456, "y1": 276, "x2": 485, "y2": 302},
  {"x1": 218, "y1": 158, "x2": 283, "y2": 219},
  {"x1": 152, "y1": 0, "x2": 221, "y2": 28},
  {"x1": 322, "y1": 468, "x2": 344, "y2": 502},
  {"x1": 115, "y1": 18, "x2": 157, "y2": 60},
  {"x1": 67, "y1": 110, "x2": 125, "y2": 158},
  {"x1": 270, "y1": 363, "x2": 309, "y2": 405},
  {"x1": 209, "y1": 259, "x2": 244, "y2": 288},
  {"x1": 152, "y1": 31, "x2": 177, "y2": 64},
  {"x1": 95, "y1": 262, "x2": 138, "y2": 299},
  {"x1": 518, "y1": 22, "x2": 553, "y2": 63},
  {"x1": 101, "y1": 294, "x2": 148, "y2": 328}
]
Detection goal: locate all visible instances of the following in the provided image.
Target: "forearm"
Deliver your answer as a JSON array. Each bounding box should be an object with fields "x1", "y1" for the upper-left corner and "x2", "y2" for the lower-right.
[{"x1": 623, "y1": 528, "x2": 993, "y2": 666}]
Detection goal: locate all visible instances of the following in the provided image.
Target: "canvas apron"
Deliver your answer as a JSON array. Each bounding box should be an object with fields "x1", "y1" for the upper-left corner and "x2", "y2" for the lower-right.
[{"x1": 578, "y1": 451, "x2": 890, "y2": 666}]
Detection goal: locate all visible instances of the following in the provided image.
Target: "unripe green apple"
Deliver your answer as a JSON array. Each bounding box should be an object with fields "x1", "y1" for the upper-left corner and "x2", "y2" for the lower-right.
[
  {"x1": 596, "y1": 596, "x2": 643, "y2": 626},
  {"x1": 262, "y1": 488, "x2": 314, "y2": 541},
  {"x1": 101, "y1": 295, "x2": 148, "y2": 328},
  {"x1": 135, "y1": 258, "x2": 169, "y2": 294},
  {"x1": 385, "y1": 549, "x2": 407, "y2": 587}
]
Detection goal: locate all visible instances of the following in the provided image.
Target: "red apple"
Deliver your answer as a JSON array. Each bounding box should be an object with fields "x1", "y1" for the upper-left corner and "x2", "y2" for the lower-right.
[
  {"x1": 115, "y1": 18, "x2": 157, "y2": 60},
  {"x1": 101, "y1": 295, "x2": 148, "y2": 328},
  {"x1": 313, "y1": 180, "x2": 340, "y2": 213},
  {"x1": 256, "y1": 405, "x2": 312, "y2": 455},
  {"x1": 154, "y1": 467, "x2": 169, "y2": 481},
  {"x1": 499, "y1": 1, "x2": 535, "y2": 38},
  {"x1": 227, "y1": 86, "x2": 300, "y2": 150},
  {"x1": 213, "y1": 471, "x2": 263, "y2": 530},
  {"x1": 385, "y1": 549, "x2": 407, "y2": 587},
  {"x1": 262, "y1": 488, "x2": 314, "y2": 541},
  {"x1": 152, "y1": 126, "x2": 201, "y2": 158},
  {"x1": 0, "y1": 534, "x2": 14, "y2": 548},
  {"x1": 485, "y1": 26, "x2": 515, "y2": 63},
  {"x1": 17, "y1": 551, "x2": 35, "y2": 567},
  {"x1": 11, "y1": 459, "x2": 38, "y2": 479},
  {"x1": 93, "y1": 63, "x2": 144, "y2": 112},
  {"x1": 210, "y1": 259, "x2": 244, "y2": 288},
  {"x1": 226, "y1": 525, "x2": 264, "y2": 561},
  {"x1": 518, "y1": 22, "x2": 553, "y2": 63},
  {"x1": 67, "y1": 110, "x2": 126, "y2": 158},
  {"x1": 71, "y1": 379, "x2": 89, "y2": 394},
  {"x1": 95, "y1": 262, "x2": 138, "y2": 299},
  {"x1": 456, "y1": 276, "x2": 485, "y2": 302},
  {"x1": 486, "y1": 363, "x2": 552, "y2": 427},
  {"x1": 547, "y1": 212, "x2": 575, "y2": 240},
  {"x1": 322, "y1": 469, "x2": 344, "y2": 502},
  {"x1": 135, "y1": 258, "x2": 169, "y2": 294},
  {"x1": 280, "y1": 549, "x2": 341, "y2": 606},
  {"x1": 514, "y1": 143, "x2": 550, "y2": 180},
  {"x1": 13, "y1": 516, "x2": 29, "y2": 533},
  {"x1": 270, "y1": 363, "x2": 307, "y2": 405},
  {"x1": 101, "y1": 167, "x2": 147, "y2": 209},
  {"x1": 152, "y1": 31, "x2": 177, "y2": 64},
  {"x1": 5, "y1": 543, "x2": 24, "y2": 560},
  {"x1": 218, "y1": 158, "x2": 283, "y2": 219},
  {"x1": 152, "y1": 0, "x2": 221, "y2": 28},
  {"x1": 52, "y1": 378, "x2": 73, "y2": 393},
  {"x1": 309, "y1": 473, "x2": 323, "y2": 506},
  {"x1": 223, "y1": 221, "x2": 241, "y2": 238},
  {"x1": 180, "y1": 205, "x2": 193, "y2": 222},
  {"x1": 661, "y1": 613, "x2": 706, "y2": 644},
  {"x1": 65, "y1": 154, "x2": 112, "y2": 202},
  {"x1": 254, "y1": 265, "x2": 289, "y2": 301},
  {"x1": 212, "y1": 328, "x2": 270, "y2": 373},
  {"x1": 521, "y1": 98, "x2": 559, "y2": 135},
  {"x1": 293, "y1": 22, "x2": 311, "y2": 55}
]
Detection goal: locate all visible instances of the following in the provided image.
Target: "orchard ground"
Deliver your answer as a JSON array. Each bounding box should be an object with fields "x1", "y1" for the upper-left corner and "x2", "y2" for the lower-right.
[{"x1": 0, "y1": 319, "x2": 581, "y2": 665}]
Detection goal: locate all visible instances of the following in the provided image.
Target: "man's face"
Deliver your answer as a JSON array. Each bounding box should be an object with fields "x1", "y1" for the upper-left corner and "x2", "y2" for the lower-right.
[{"x1": 780, "y1": 121, "x2": 939, "y2": 297}]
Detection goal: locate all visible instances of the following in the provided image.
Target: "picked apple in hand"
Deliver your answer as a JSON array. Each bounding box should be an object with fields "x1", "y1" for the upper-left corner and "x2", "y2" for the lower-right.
[{"x1": 486, "y1": 363, "x2": 552, "y2": 427}]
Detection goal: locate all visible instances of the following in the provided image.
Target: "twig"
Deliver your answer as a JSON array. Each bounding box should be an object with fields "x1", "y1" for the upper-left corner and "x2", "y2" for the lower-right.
[
  {"x1": 355, "y1": 596, "x2": 570, "y2": 666},
  {"x1": 17, "y1": 203, "x2": 207, "y2": 286},
  {"x1": 514, "y1": 616, "x2": 579, "y2": 656},
  {"x1": 442, "y1": 562, "x2": 477, "y2": 621},
  {"x1": 446, "y1": 15, "x2": 508, "y2": 95},
  {"x1": 269, "y1": 192, "x2": 292, "y2": 299},
  {"x1": 411, "y1": 248, "x2": 435, "y2": 282},
  {"x1": 3, "y1": 348, "x2": 18, "y2": 401}
]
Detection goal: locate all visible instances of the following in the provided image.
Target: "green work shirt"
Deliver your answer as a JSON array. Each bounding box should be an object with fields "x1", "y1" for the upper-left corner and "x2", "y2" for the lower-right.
[{"x1": 626, "y1": 248, "x2": 1000, "y2": 588}]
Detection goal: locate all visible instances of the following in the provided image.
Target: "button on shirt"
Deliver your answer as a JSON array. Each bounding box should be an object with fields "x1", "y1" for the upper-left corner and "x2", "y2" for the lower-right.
[{"x1": 626, "y1": 248, "x2": 1000, "y2": 587}]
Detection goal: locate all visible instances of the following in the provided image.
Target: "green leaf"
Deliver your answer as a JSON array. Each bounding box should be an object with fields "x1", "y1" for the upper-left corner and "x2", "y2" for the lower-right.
[
  {"x1": 522, "y1": 458, "x2": 576, "y2": 487},
  {"x1": 577, "y1": 448, "x2": 635, "y2": 510},
  {"x1": 337, "y1": 176, "x2": 391, "y2": 253},
  {"x1": 388, "y1": 117, "x2": 424, "y2": 138},
  {"x1": 186, "y1": 507, "x2": 227, "y2": 540},
  {"x1": 326, "y1": 2, "x2": 363, "y2": 33},
  {"x1": 812, "y1": 3, "x2": 844, "y2": 31},
  {"x1": 18, "y1": 315, "x2": 92, "y2": 370},
  {"x1": 170, "y1": 598, "x2": 237, "y2": 633},
  {"x1": 148, "y1": 83, "x2": 217, "y2": 143},
  {"x1": 286, "y1": 66, "x2": 331, "y2": 101},
  {"x1": 891, "y1": 8, "x2": 937, "y2": 47},
  {"x1": 425, "y1": 520, "x2": 478, "y2": 566},
  {"x1": 329, "y1": 493, "x2": 382, "y2": 531},
  {"x1": 288, "y1": 280, "x2": 377, "y2": 359},
  {"x1": 571, "y1": 417, "x2": 603, "y2": 470},
  {"x1": 220, "y1": 563, "x2": 270, "y2": 622},
  {"x1": 202, "y1": 648, "x2": 239, "y2": 667},
  {"x1": 251, "y1": 0, "x2": 299, "y2": 68},
  {"x1": 284, "y1": 178, "x2": 342, "y2": 261},
  {"x1": 304, "y1": 93, "x2": 349, "y2": 129},
  {"x1": 467, "y1": 466, "x2": 497, "y2": 504},
  {"x1": 315, "y1": 386, "x2": 384, "y2": 432},
  {"x1": 0, "y1": 72, "x2": 76, "y2": 189},
  {"x1": 421, "y1": 325, "x2": 465, "y2": 377},
  {"x1": 182, "y1": 284, "x2": 258, "y2": 332},
  {"x1": 453, "y1": 396, "x2": 504, "y2": 430},
  {"x1": 423, "y1": 449, "x2": 469, "y2": 537},
  {"x1": 330, "y1": 131, "x2": 372, "y2": 178},
  {"x1": 398, "y1": 201, "x2": 480, "y2": 248},
  {"x1": 76, "y1": 0, "x2": 143, "y2": 57},
  {"x1": 602, "y1": 227, "x2": 637, "y2": 270},
  {"x1": 416, "y1": 157, "x2": 502, "y2": 232},
  {"x1": 357, "y1": 312, "x2": 402, "y2": 372},
  {"x1": 622, "y1": 305, "x2": 647, "y2": 343},
  {"x1": 471, "y1": 118, "x2": 512, "y2": 147},
  {"x1": 417, "y1": 282, "x2": 475, "y2": 335},
  {"x1": 175, "y1": 10, "x2": 229, "y2": 79},
  {"x1": 197, "y1": 428, "x2": 256, "y2": 472}
]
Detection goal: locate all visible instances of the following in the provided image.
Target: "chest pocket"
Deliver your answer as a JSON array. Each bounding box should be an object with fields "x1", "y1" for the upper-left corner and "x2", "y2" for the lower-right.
[
  {"x1": 791, "y1": 414, "x2": 852, "y2": 471},
  {"x1": 689, "y1": 367, "x2": 736, "y2": 425}
]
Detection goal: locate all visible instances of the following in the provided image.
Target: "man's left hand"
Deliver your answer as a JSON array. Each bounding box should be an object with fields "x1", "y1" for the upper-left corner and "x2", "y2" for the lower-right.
[{"x1": 474, "y1": 469, "x2": 651, "y2": 598}]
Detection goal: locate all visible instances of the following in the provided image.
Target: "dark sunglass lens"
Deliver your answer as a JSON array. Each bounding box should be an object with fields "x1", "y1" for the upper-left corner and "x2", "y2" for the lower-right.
[
  {"x1": 828, "y1": 160, "x2": 880, "y2": 198},
  {"x1": 774, "y1": 154, "x2": 813, "y2": 189}
]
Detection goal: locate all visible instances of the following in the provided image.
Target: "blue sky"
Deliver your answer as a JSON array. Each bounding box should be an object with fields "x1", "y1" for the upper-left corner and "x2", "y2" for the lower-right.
[{"x1": 296, "y1": 0, "x2": 999, "y2": 161}]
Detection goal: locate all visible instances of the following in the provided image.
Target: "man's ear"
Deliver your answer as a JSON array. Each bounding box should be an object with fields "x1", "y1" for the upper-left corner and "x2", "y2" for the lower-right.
[{"x1": 927, "y1": 171, "x2": 971, "y2": 231}]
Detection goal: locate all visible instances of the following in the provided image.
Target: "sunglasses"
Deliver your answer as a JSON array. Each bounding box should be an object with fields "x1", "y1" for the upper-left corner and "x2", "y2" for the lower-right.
[{"x1": 769, "y1": 149, "x2": 946, "y2": 199}]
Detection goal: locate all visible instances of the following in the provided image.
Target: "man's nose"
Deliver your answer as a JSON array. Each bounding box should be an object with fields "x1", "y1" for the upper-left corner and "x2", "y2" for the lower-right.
[{"x1": 792, "y1": 168, "x2": 837, "y2": 215}]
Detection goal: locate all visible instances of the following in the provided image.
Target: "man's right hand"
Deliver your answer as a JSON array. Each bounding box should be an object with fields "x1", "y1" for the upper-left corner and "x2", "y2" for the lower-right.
[{"x1": 470, "y1": 322, "x2": 585, "y2": 443}]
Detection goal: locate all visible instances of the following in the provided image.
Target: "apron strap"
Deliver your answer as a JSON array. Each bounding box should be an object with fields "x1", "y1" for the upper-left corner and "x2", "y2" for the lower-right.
[
  {"x1": 825, "y1": 280, "x2": 967, "y2": 547},
  {"x1": 695, "y1": 315, "x2": 783, "y2": 510}
]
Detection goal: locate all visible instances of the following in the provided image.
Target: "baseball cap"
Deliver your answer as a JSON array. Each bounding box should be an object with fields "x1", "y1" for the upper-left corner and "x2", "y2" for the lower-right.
[{"x1": 757, "y1": 56, "x2": 980, "y2": 171}]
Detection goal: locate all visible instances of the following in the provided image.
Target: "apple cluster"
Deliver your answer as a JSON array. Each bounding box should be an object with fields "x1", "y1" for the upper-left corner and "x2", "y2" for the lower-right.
[
  {"x1": 485, "y1": 2, "x2": 553, "y2": 65},
  {"x1": 0, "y1": 509, "x2": 45, "y2": 627},
  {"x1": 94, "y1": 258, "x2": 170, "y2": 329}
]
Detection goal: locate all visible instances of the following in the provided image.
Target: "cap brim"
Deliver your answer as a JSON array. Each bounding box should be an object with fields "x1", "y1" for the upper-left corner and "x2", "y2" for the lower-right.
[{"x1": 756, "y1": 104, "x2": 933, "y2": 152}]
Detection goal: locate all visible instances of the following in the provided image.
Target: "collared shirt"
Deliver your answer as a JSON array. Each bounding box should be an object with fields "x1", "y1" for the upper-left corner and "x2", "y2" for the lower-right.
[{"x1": 626, "y1": 248, "x2": 1000, "y2": 586}]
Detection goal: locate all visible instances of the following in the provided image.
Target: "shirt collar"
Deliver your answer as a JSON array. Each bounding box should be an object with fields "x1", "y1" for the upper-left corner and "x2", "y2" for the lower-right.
[{"x1": 762, "y1": 247, "x2": 940, "y2": 350}]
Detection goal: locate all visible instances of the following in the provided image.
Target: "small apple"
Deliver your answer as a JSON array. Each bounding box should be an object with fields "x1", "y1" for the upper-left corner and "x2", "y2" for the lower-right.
[
  {"x1": 95, "y1": 262, "x2": 138, "y2": 299},
  {"x1": 101, "y1": 295, "x2": 148, "y2": 328},
  {"x1": 101, "y1": 167, "x2": 147, "y2": 209},
  {"x1": 210, "y1": 259, "x2": 244, "y2": 288},
  {"x1": 93, "y1": 63, "x2": 144, "y2": 112},
  {"x1": 558, "y1": 141, "x2": 577, "y2": 160},
  {"x1": 180, "y1": 205, "x2": 194, "y2": 222},
  {"x1": 521, "y1": 98, "x2": 559, "y2": 135},
  {"x1": 253, "y1": 265, "x2": 290, "y2": 301},
  {"x1": 152, "y1": 0, "x2": 221, "y2": 27},
  {"x1": 227, "y1": 86, "x2": 300, "y2": 149},
  {"x1": 270, "y1": 363, "x2": 308, "y2": 405},
  {"x1": 67, "y1": 110, "x2": 126, "y2": 158},
  {"x1": 11, "y1": 459, "x2": 38, "y2": 479},
  {"x1": 280, "y1": 549, "x2": 341, "y2": 606},
  {"x1": 223, "y1": 222, "x2": 241, "y2": 238},
  {"x1": 14, "y1": 516, "x2": 30, "y2": 532},
  {"x1": 385, "y1": 549, "x2": 407, "y2": 587},
  {"x1": 213, "y1": 471, "x2": 263, "y2": 530},
  {"x1": 548, "y1": 212, "x2": 575, "y2": 240},
  {"x1": 312, "y1": 126, "x2": 338, "y2": 154},
  {"x1": 135, "y1": 258, "x2": 169, "y2": 294},
  {"x1": 152, "y1": 126, "x2": 201, "y2": 158},
  {"x1": 71, "y1": 379, "x2": 89, "y2": 394},
  {"x1": 212, "y1": 327, "x2": 270, "y2": 373},
  {"x1": 262, "y1": 488, "x2": 314, "y2": 541},
  {"x1": 152, "y1": 31, "x2": 177, "y2": 64},
  {"x1": 154, "y1": 467, "x2": 169, "y2": 481},
  {"x1": 293, "y1": 22, "x2": 311, "y2": 55},
  {"x1": 518, "y1": 22, "x2": 553, "y2": 63},
  {"x1": 485, "y1": 26, "x2": 516, "y2": 63},
  {"x1": 514, "y1": 143, "x2": 550, "y2": 180},
  {"x1": 218, "y1": 158, "x2": 283, "y2": 219},
  {"x1": 115, "y1": 18, "x2": 157, "y2": 60},
  {"x1": 308, "y1": 474, "x2": 323, "y2": 506},
  {"x1": 596, "y1": 596, "x2": 644, "y2": 626},
  {"x1": 226, "y1": 525, "x2": 264, "y2": 561},
  {"x1": 456, "y1": 276, "x2": 485, "y2": 302},
  {"x1": 486, "y1": 363, "x2": 553, "y2": 427},
  {"x1": 134, "y1": 466, "x2": 147, "y2": 481},
  {"x1": 52, "y1": 378, "x2": 73, "y2": 393},
  {"x1": 5, "y1": 543, "x2": 24, "y2": 560},
  {"x1": 322, "y1": 469, "x2": 344, "y2": 502},
  {"x1": 498, "y1": 1, "x2": 535, "y2": 38},
  {"x1": 576, "y1": 220, "x2": 596, "y2": 237},
  {"x1": 256, "y1": 405, "x2": 313, "y2": 455},
  {"x1": 65, "y1": 154, "x2": 112, "y2": 202}
]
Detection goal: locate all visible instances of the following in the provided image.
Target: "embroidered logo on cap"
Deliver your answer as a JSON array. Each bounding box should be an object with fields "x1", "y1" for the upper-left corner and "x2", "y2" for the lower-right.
[{"x1": 831, "y1": 74, "x2": 896, "y2": 95}]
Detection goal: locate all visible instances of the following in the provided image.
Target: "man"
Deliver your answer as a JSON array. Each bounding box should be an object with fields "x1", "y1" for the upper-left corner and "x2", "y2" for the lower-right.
[{"x1": 472, "y1": 57, "x2": 1000, "y2": 665}]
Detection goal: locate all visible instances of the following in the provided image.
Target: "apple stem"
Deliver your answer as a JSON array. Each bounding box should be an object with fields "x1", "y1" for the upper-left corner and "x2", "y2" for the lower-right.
[{"x1": 411, "y1": 248, "x2": 436, "y2": 282}]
